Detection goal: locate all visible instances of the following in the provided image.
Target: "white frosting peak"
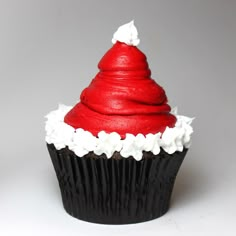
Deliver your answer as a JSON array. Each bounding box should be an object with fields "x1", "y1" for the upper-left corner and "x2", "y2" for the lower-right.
[
  {"x1": 45, "y1": 105, "x2": 194, "y2": 161},
  {"x1": 112, "y1": 20, "x2": 140, "y2": 46}
]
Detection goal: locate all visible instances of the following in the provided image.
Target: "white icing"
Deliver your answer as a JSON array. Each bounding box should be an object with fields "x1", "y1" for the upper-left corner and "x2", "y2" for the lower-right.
[
  {"x1": 45, "y1": 104, "x2": 74, "y2": 150},
  {"x1": 94, "y1": 131, "x2": 122, "y2": 158},
  {"x1": 112, "y1": 20, "x2": 140, "y2": 46},
  {"x1": 45, "y1": 105, "x2": 194, "y2": 161}
]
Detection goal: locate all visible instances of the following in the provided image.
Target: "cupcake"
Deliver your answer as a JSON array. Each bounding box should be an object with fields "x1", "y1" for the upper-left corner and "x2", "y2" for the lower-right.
[{"x1": 45, "y1": 21, "x2": 194, "y2": 224}]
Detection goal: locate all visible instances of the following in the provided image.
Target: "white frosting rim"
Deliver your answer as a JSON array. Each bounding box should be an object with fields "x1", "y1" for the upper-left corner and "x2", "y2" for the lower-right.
[{"x1": 45, "y1": 104, "x2": 194, "y2": 161}]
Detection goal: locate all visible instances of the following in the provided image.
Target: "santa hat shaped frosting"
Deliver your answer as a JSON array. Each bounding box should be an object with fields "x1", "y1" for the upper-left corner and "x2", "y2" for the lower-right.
[{"x1": 64, "y1": 21, "x2": 176, "y2": 138}]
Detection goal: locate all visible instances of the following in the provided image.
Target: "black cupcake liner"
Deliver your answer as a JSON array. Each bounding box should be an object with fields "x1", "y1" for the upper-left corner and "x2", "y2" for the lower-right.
[{"x1": 47, "y1": 143, "x2": 187, "y2": 224}]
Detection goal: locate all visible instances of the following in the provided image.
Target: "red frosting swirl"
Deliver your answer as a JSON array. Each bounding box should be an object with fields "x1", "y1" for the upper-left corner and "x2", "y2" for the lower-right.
[{"x1": 64, "y1": 42, "x2": 176, "y2": 138}]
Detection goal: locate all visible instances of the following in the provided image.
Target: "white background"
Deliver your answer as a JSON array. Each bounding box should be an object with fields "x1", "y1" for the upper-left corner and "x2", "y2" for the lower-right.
[{"x1": 0, "y1": 0, "x2": 236, "y2": 235}]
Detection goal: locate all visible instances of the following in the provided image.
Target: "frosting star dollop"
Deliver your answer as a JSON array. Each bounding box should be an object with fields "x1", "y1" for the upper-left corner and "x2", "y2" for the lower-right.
[
  {"x1": 112, "y1": 20, "x2": 140, "y2": 46},
  {"x1": 64, "y1": 21, "x2": 177, "y2": 138}
]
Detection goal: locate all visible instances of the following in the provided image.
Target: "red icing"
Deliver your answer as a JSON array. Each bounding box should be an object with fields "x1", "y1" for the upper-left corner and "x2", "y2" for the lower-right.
[{"x1": 64, "y1": 42, "x2": 176, "y2": 138}]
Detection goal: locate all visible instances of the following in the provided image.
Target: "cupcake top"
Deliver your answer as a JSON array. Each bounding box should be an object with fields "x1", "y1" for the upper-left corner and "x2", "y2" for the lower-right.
[{"x1": 45, "y1": 21, "x2": 194, "y2": 161}]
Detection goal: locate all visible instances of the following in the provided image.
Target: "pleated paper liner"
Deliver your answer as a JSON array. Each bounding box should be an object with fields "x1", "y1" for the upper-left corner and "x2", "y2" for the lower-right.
[{"x1": 47, "y1": 143, "x2": 187, "y2": 224}]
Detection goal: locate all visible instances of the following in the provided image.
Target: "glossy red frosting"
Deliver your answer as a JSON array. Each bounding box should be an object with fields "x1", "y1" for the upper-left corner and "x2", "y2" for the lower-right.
[{"x1": 64, "y1": 42, "x2": 176, "y2": 138}]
